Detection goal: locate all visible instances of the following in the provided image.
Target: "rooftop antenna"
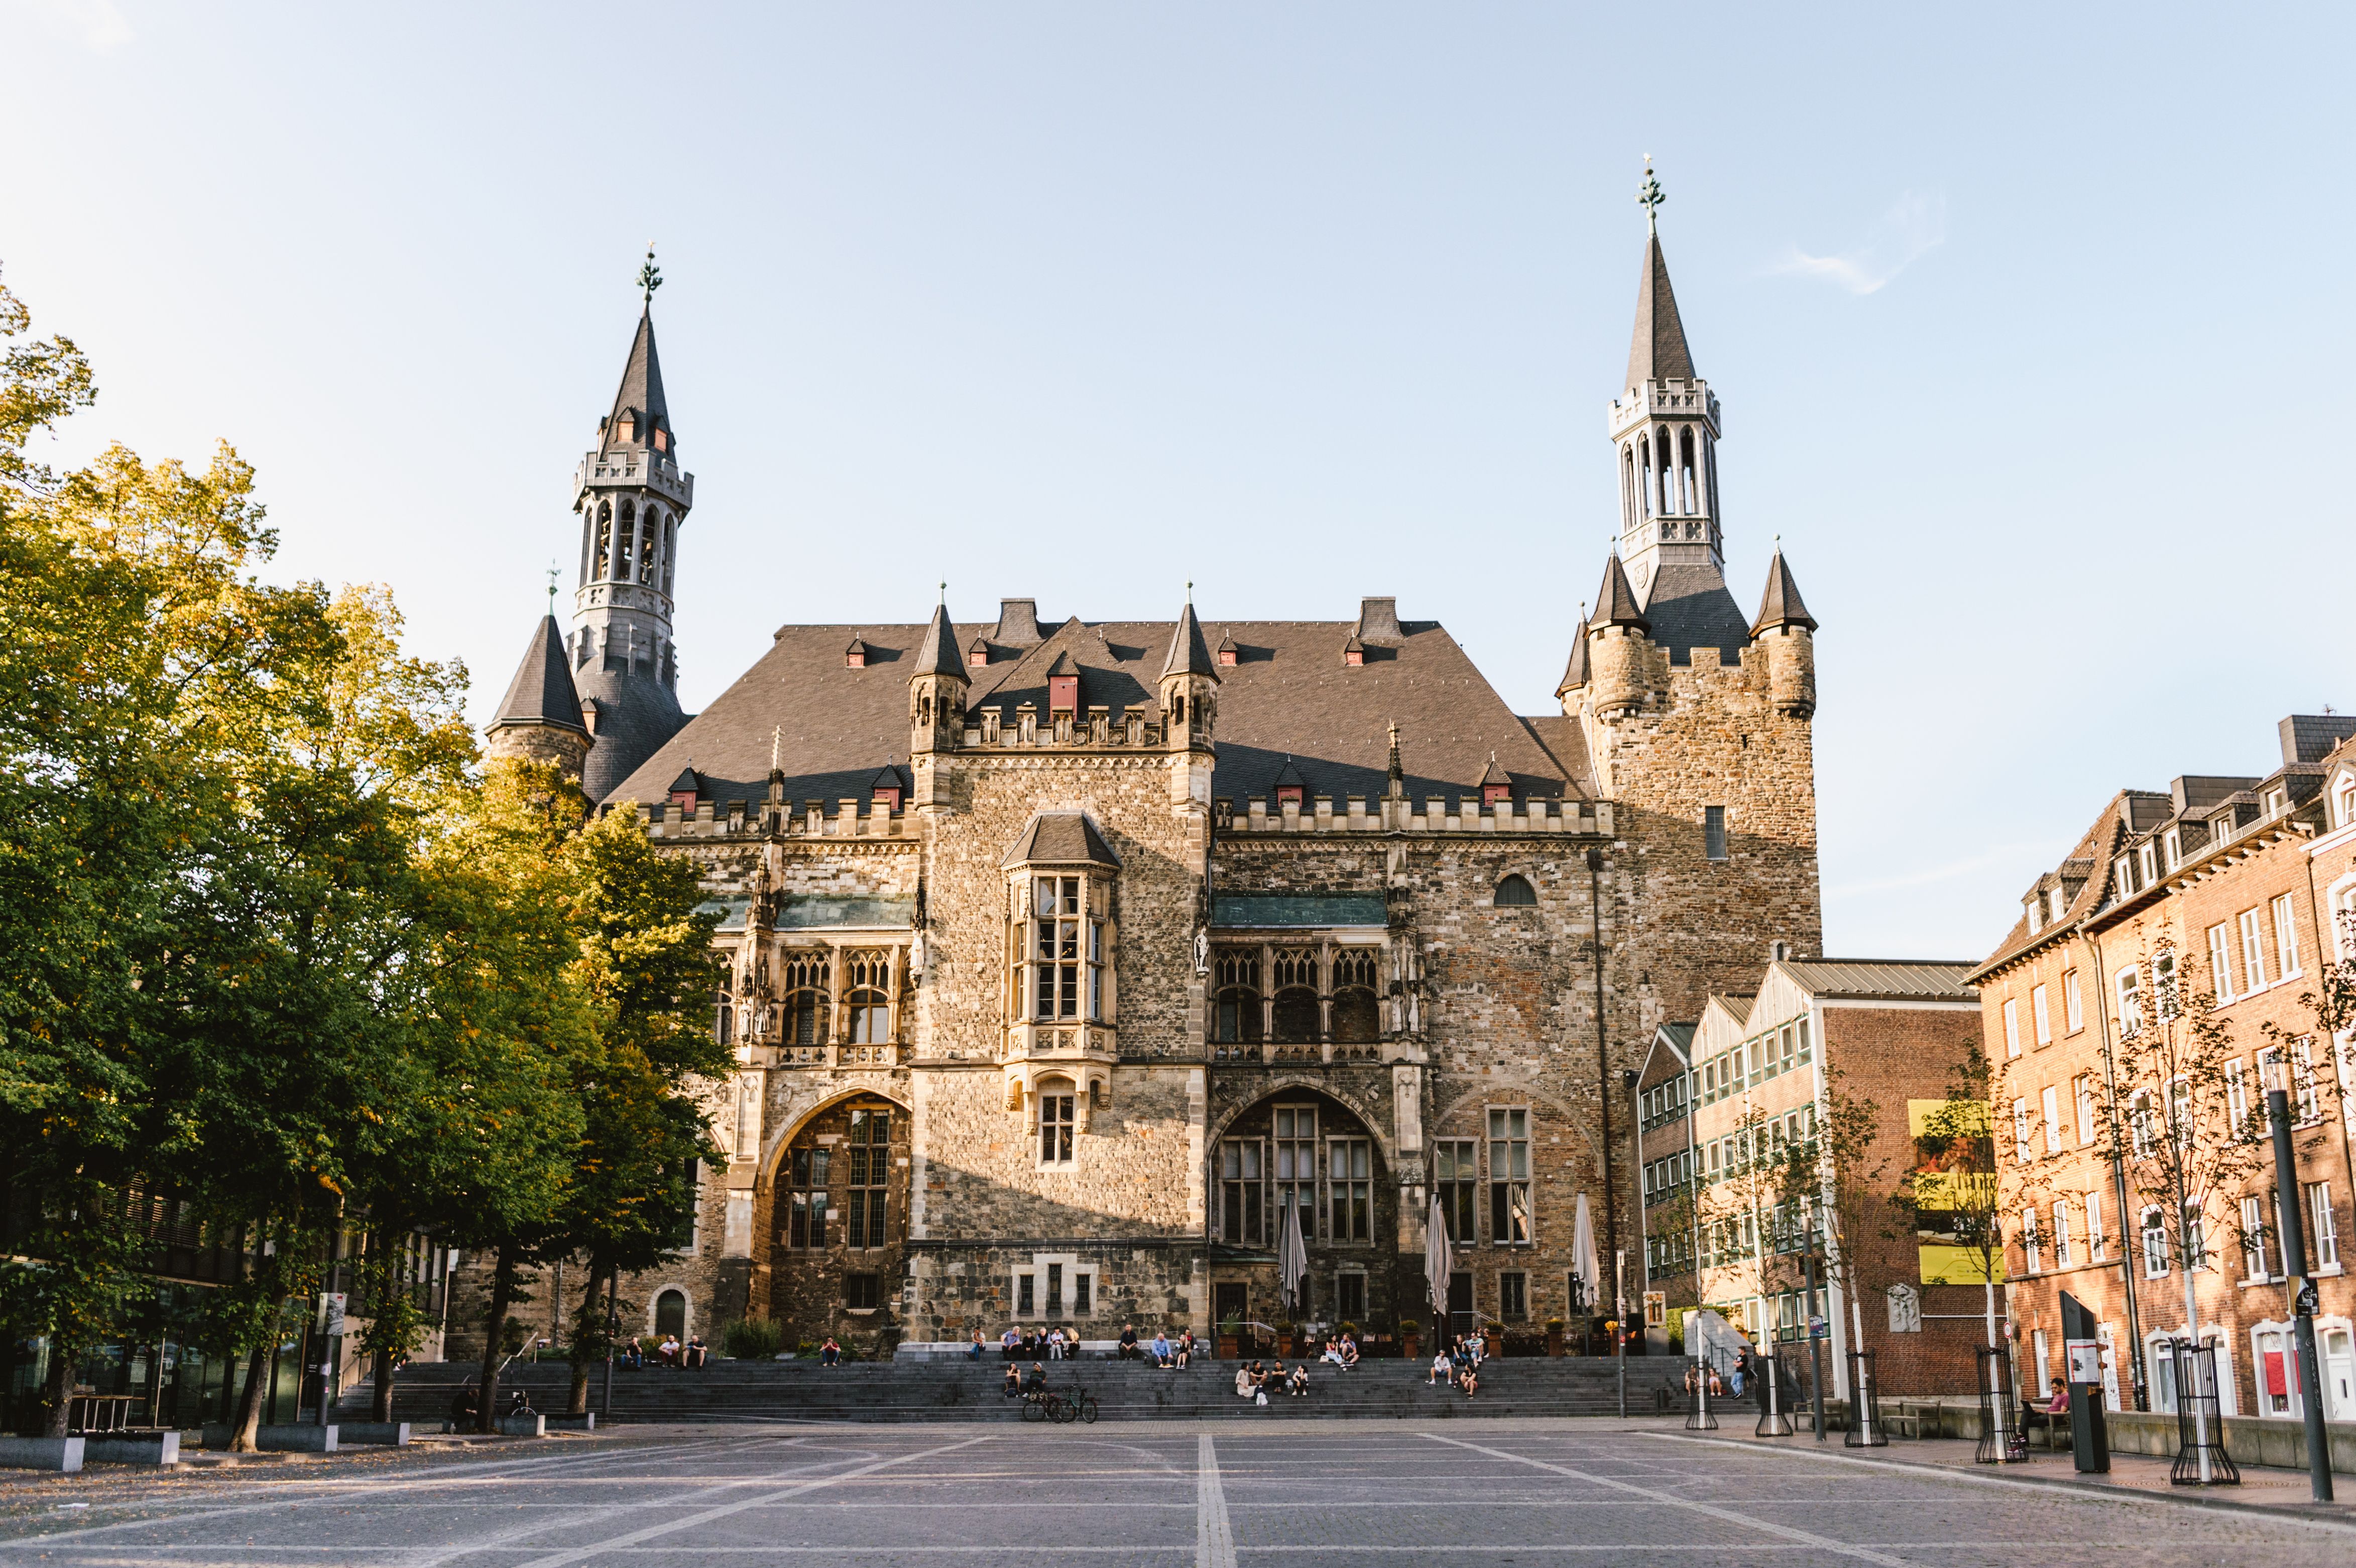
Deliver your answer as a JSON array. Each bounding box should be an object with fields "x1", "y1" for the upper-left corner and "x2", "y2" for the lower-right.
[
  {"x1": 1636, "y1": 156, "x2": 1665, "y2": 234},
  {"x1": 638, "y1": 243, "x2": 663, "y2": 304}
]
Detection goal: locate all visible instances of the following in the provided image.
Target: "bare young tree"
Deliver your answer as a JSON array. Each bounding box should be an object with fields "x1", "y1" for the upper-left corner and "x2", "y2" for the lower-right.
[
  {"x1": 2095, "y1": 942, "x2": 2272, "y2": 1481},
  {"x1": 1693, "y1": 1104, "x2": 1803, "y2": 1370},
  {"x1": 1784, "y1": 1063, "x2": 1899, "y2": 1413}
]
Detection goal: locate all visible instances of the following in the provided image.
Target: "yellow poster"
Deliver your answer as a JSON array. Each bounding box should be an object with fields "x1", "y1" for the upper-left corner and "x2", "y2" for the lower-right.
[{"x1": 1907, "y1": 1099, "x2": 2005, "y2": 1286}]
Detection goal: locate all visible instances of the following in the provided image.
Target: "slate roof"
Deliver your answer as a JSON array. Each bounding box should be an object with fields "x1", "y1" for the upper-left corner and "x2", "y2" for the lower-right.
[
  {"x1": 1641, "y1": 561, "x2": 1750, "y2": 667},
  {"x1": 1970, "y1": 797, "x2": 2130, "y2": 979},
  {"x1": 1749, "y1": 549, "x2": 1817, "y2": 636},
  {"x1": 911, "y1": 602, "x2": 965, "y2": 680},
  {"x1": 606, "y1": 307, "x2": 669, "y2": 439},
  {"x1": 1626, "y1": 231, "x2": 1696, "y2": 388},
  {"x1": 1555, "y1": 622, "x2": 1590, "y2": 695},
  {"x1": 578, "y1": 661, "x2": 689, "y2": 805},
  {"x1": 1778, "y1": 958, "x2": 1978, "y2": 1002},
  {"x1": 1161, "y1": 601, "x2": 1220, "y2": 679},
  {"x1": 491, "y1": 615, "x2": 587, "y2": 735},
  {"x1": 1591, "y1": 555, "x2": 1650, "y2": 631},
  {"x1": 1001, "y1": 810, "x2": 1121, "y2": 868},
  {"x1": 603, "y1": 609, "x2": 1586, "y2": 810}
]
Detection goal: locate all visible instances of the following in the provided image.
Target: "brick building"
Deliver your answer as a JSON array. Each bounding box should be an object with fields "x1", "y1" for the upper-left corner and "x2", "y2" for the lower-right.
[
  {"x1": 1971, "y1": 714, "x2": 2356, "y2": 1423},
  {"x1": 459, "y1": 210, "x2": 1830, "y2": 1360},
  {"x1": 1635, "y1": 958, "x2": 1985, "y2": 1395}
]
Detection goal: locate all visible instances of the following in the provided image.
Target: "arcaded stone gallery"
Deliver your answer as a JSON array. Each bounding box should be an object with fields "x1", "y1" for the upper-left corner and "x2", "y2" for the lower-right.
[{"x1": 473, "y1": 219, "x2": 1826, "y2": 1358}]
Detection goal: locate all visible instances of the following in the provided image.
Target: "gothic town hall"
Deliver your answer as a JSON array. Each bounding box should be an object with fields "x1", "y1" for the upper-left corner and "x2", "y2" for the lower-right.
[{"x1": 477, "y1": 218, "x2": 1825, "y2": 1357}]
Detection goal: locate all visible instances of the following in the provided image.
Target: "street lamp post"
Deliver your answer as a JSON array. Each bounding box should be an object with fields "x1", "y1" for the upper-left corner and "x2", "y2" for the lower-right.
[{"x1": 2266, "y1": 1088, "x2": 2334, "y2": 1503}]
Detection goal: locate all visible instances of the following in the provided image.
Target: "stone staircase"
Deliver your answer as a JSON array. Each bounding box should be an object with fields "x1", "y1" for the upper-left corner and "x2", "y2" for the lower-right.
[{"x1": 369, "y1": 1356, "x2": 1688, "y2": 1425}]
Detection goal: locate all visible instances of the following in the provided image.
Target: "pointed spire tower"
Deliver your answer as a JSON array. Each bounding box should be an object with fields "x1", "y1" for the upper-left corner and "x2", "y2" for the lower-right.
[
  {"x1": 567, "y1": 247, "x2": 694, "y2": 802},
  {"x1": 485, "y1": 610, "x2": 594, "y2": 780},
  {"x1": 1158, "y1": 590, "x2": 1220, "y2": 751},
  {"x1": 1609, "y1": 161, "x2": 1723, "y2": 608}
]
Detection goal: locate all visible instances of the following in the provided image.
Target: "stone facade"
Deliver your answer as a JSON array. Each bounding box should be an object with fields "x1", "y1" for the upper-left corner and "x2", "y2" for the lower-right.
[{"x1": 461, "y1": 218, "x2": 1834, "y2": 1366}]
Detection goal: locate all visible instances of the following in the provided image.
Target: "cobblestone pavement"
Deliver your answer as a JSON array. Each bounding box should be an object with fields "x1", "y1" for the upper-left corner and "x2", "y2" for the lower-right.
[{"x1": 1, "y1": 1419, "x2": 2350, "y2": 1566}]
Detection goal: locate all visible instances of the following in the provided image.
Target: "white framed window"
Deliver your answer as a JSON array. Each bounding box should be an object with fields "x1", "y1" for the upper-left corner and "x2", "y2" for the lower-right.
[
  {"x1": 2085, "y1": 1188, "x2": 2107, "y2": 1262},
  {"x1": 2114, "y1": 856, "x2": 2135, "y2": 898},
  {"x1": 1037, "y1": 1079, "x2": 1077, "y2": 1165},
  {"x1": 2075, "y1": 1073, "x2": 2098, "y2": 1146},
  {"x1": 2051, "y1": 887, "x2": 2067, "y2": 924},
  {"x1": 2265, "y1": 786, "x2": 2286, "y2": 818},
  {"x1": 2053, "y1": 1200, "x2": 2074, "y2": 1267},
  {"x1": 2241, "y1": 908, "x2": 2268, "y2": 993},
  {"x1": 2337, "y1": 776, "x2": 2356, "y2": 827},
  {"x1": 2155, "y1": 950, "x2": 2179, "y2": 1019},
  {"x1": 1027, "y1": 875, "x2": 1108, "y2": 1023},
  {"x1": 2116, "y1": 968, "x2": 2144, "y2": 1036},
  {"x1": 2064, "y1": 968, "x2": 2083, "y2": 1032},
  {"x1": 2004, "y1": 998, "x2": 2022, "y2": 1059},
  {"x1": 2226, "y1": 1057, "x2": 2249, "y2": 1137},
  {"x1": 2042, "y1": 1085, "x2": 2064, "y2": 1154},
  {"x1": 2012, "y1": 1097, "x2": 2034, "y2": 1164},
  {"x1": 2033, "y1": 984, "x2": 2052, "y2": 1046},
  {"x1": 2242, "y1": 1194, "x2": 2270, "y2": 1279},
  {"x1": 2022, "y1": 1208, "x2": 2043, "y2": 1274},
  {"x1": 2208, "y1": 923, "x2": 2235, "y2": 1003},
  {"x1": 2139, "y1": 843, "x2": 2158, "y2": 885},
  {"x1": 2163, "y1": 829, "x2": 2182, "y2": 870},
  {"x1": 2129, "y1": 1089, "x2": 2155, "y2": 1156},
  {"x1": 2142, "y1": 1208, "x2": 2170, "y2": 1278},
  {"x1": 2274, "y1": 894, "x2": 2301, "y2": 979},
  {"x1": 2292, "y1": 1037, "x2": 2319, "y2": 1124},
  {"x1": 2184, "y1": 1200, "x2": 2208, "y2": 1271},
  {"x1": 2213, "y1": 812, "x2": 2236, "y2": 847},
  {"x1": 2028, "y1": 900, "x2": 2044, "y2": 936},
  {"x1": 2307, "y1": 1181, "x2": 2339, "y2": 1269}
]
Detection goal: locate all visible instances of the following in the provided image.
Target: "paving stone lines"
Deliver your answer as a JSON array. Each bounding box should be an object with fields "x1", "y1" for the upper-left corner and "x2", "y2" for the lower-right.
[{"x1": 1, "y1": 1421, "x2": 2349, "y2": 1567}]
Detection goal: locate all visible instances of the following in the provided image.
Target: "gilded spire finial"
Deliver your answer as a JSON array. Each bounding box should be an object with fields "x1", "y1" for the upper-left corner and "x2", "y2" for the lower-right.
[
  {"x1": 938, "y1": 579, "x2": 948, "y2": 606},
  {"x1": 546, "y1": 560, "x2": 559, "y2": 607},
  {"x1": 638, "y1": 243, "x2": 663, "y2": 304},
  {"x1": 1636, "y1": 156, "x2": 1664, "y2": 234}
]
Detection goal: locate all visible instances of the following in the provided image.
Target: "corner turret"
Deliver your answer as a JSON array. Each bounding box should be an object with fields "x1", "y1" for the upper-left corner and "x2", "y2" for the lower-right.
[
  {"x1": 1585, "y1": 554, "x2": 1655, "y2": 720},
  {"x1": 1749, "y1": 545, "x2": 1818, "y2": 718},
  {"x1": 909, "y1": 598, "x2": 968, "y2": 755},
  {"x1": 485, "y1": 613, "x2": 594, "y2": 781},
  {"x1": 1157, "y1": 596, "x2": 1220, "y2": 750}
]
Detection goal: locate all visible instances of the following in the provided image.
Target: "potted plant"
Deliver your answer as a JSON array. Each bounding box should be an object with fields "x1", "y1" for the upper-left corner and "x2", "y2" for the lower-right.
[
  {"x1": 1399, "y1": 1318, "x2": 1420, "y2": 1361},
  {"x1": 1545, "y1": 1317, "x2": 1566, "y2": 1358}
]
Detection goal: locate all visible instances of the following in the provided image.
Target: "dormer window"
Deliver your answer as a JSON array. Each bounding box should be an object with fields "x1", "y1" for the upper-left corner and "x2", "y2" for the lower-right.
[
  {"x1": 1276, "y1": 782, "x2": 1304, "y2": 807},
  {"x1": 2337, "y1": 776, "x2": 2356, "y2": 827},
  {"x1": 617, "y1": 413, "x2": 637, "y2": 443},
  {"x1": 2027, "y1": 900, "x2": 2044, "y2": 936},
  {"x1": 667, "y1": 766, "x2": 700, "y2": 812},
  {"x1": 1342, "y1": 634, "x2": 1365, "y2": 667},
  {"x1": 2213, "y1": 813, "x2": 2235, "y2": 845},
  {"x1": 2162, "y1": 829, "x2": 2181, "y2": 871},
  {"x1": 2113, "y1": 856, "x2": 2135, "y2": 897},
  {"x1": 1048, "y1": 673, "x2": 1078, "y2": 715},
  {"x1": 870, "y1": 765, "x2": 902, "y2": 811},
  {"x1": 652, "y1": 426, "x2": 669, "y2": 452},
  {"x1": 845, "y1": 636, "x2": 868, "y2": 669},
  {"x1": 2050, "y1": 887, "x2": 2067, "y2": 924},
  {"x1": 1217, "y1": 632, "x2": 1238, "y2": 668},
  {"x1": 967, "y1": 638, "x2": 991, "y2": 670},
  {"x1": 2263, "y1": 787, "x2": 2286, "y2": 818},
  {"x1": 2138, "y1": 843, "x2": 2157, "y2": 885},
  {"x1": 1272, "y1": 758, "x2": 1307, "y2": 809}
]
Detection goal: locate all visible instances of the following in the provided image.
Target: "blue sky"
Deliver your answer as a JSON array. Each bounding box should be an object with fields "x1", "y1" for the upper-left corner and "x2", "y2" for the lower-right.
[{"x1": 4, "y1": 3, "x2": 2350, "y2": 960}]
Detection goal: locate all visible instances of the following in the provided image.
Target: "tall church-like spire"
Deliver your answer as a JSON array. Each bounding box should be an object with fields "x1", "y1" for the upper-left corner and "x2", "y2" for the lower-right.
[{"x1": 565, "y1": 251, "x2": 695, "y2": 803}]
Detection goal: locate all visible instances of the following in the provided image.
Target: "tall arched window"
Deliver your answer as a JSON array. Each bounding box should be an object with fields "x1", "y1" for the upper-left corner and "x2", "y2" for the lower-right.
[
  {"x1": 1271, "y1": 948, "x2": 1320, "y2": 1044},
  {"x1": 714, "y1": 988, "x2": 733, "y2": 1046},
  {"x1": 616, "y1": 499, "x2": 638, "y2": 583},
  {"x1": 846, "y1": 949, "x2": 891, "y2": 1044},
  {"x1": 662, "y1": 515, "x2": 677, "y2": 595},
  {"x1": 654, "y1": 1288, "x2": 685, "y2": 1338},
  {"x1": 593, "y1": 500, "x2": 614, "y2": 580},
  {"x1": 1214, "y1": 950, "x2": 1262, "y2": 1048},
  {"x1": 1037, "y1": 1075, "x2": 1076, "y2": 1165},
  {"x1": 1494, "y1": 874, "x2": 1538, "y2": 907},
  {"x1": 783, "y1": 952, "x2": 831, "y2": 1047},
  {"x1": 1331, "y1": 949, "x2": 1380, "y2": 1043}
]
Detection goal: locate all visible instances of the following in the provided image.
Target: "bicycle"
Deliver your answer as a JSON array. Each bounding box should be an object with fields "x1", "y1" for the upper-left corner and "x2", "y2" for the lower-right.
[{"x1": 1020, "y1": 1386, "x2": 1099, "y2": 1424}]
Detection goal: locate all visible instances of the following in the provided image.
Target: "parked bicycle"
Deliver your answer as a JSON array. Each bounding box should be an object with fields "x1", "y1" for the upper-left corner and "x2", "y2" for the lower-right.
[{"x1": 1018, "y1": 1385, "x2": 1099, "y2": 1424}]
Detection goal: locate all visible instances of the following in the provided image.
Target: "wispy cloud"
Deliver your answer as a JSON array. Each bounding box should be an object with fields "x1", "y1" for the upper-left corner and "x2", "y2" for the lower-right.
[
  {"x1": 1772, "y1": 191, "x2": 1946, "y2": 295},
  {"x1": 6, "y1": 0, "x2": 135, "y2": 50}
]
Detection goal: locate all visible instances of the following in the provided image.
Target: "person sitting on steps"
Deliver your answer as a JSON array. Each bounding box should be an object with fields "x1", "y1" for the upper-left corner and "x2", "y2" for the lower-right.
[
  {"x1": 1174, "y1": 1330, "x2": 1194, "y2": 1369},
  {"x1": 1287, "y1": 1362, "x2": 1310, "y2": 1397},
  {"x1": 1234, "y1": 1362, "x2": 1253, "y2": 1399},
  {"x1": 819, "y1": 1337, "x2": 842, "y2": 1366},
  {"x1": 1118, "y1": 1323, "x2": 1141, "y2": 1361},
  {"x1": 1003, "y1": 1363, "x2": 1022, "y2": 1399}
]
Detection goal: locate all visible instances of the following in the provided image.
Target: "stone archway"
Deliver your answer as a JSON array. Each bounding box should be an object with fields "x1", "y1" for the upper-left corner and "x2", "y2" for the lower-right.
[
  {"x1": 755, "y1": 1090, "x2": 912, "y2": 1356},
  {"x1": 1205, "y1": 1087, "x2": 1398, "y2": 1351}
]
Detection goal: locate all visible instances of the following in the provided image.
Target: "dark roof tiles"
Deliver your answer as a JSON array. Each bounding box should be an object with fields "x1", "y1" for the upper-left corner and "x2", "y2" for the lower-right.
[{"x1": 491, "y1": 615, "x2": 588, "y2": 735}]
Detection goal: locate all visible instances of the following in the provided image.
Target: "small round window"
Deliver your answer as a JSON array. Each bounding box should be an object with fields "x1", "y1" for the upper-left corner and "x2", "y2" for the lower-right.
[{"x1": 1494, "y1": 875, "x2": 1538, "y2": 907}]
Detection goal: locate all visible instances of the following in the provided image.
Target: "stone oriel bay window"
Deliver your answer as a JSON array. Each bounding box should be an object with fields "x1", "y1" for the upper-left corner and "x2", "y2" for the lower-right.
[{"x1": 999, "y1": 812, "x2": 1121, "y2": 1128}]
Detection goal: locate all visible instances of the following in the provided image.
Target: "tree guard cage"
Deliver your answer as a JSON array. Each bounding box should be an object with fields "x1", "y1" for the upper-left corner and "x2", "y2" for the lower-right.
[
  {"x1": 1843, "y1": 1349, "x2": 1886, "y2": 1447},
  {"x1": 1755, "y1": 1345, "x2": 1794, "y2": 1437},
  {"x1": 2168, "y1": 1340, "x2": 2239, "y2": 1486},
  {"x1": 1974, "y1": 1345, "x2": 2021, "y2": 1464},
  {"x1": 1684, "y1": 1370, "x2": 1719, "y2": 1431}
]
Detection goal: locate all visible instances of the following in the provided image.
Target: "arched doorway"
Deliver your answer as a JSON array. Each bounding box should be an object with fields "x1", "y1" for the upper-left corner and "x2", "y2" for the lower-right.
[
  {"x1": 654, "y1": 1289, "x2": 687, "y2": 1339},
  {"x1": 1207, "y1": 1090, "x2": 1394, "y2": 1353},
  {"x1": 760, "y1": 1093, "x2": 910, "y2": 1355}
]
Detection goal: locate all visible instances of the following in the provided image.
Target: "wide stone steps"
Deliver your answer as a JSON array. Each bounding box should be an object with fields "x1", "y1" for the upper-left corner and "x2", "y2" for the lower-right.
[{"x1": 369, "y1": 1357, "x2": 1688, "y2": 1423}]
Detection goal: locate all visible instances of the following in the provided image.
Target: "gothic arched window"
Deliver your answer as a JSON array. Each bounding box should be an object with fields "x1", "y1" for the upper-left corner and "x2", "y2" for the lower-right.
[
  {"x1": 1495, "y1": 874, "x2": 1538, "y2": 907},
  {"x1": 616, "y1": 499, "x2": 638, "y2": 583},
  {"x1": 1213, "y1": 950, "x2": 1262, "y2": 1044},
  {"x1": 593, "y1": 500, "x2": 614, "y2": 580},
  {"x1": 782, "y1": 952, "x2": 830, "y2": 1046},
  {"x1": 1331, "y1": 949, "x2": 1380, "y2": 1043},
  {"x1": 662, "y1": 514, "x2": 677, "y2": 595},
  {"x1": 714, "y1": 988, "x2": 733, "y2": 1046},
  {"x1": 846, "y1": 948, "x2": 891, "y2": 1044},
  {"x1": 1271, "y1": 947, "x2": 1320, "y2": 1044}
]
